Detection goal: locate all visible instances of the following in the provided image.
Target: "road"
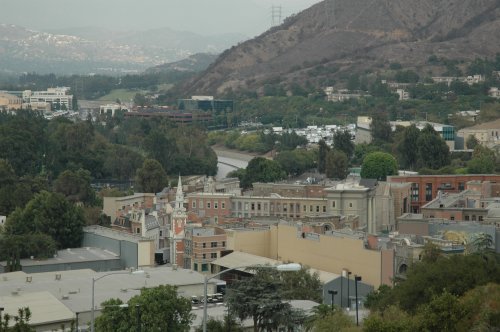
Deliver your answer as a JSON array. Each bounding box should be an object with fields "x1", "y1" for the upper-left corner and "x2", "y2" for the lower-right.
[{"x1": 213, "y1": 147, "x2": 256, "y2": 179}]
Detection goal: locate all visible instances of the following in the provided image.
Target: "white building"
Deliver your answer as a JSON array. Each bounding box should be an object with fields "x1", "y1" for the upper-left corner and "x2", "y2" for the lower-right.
[
  {"x1": 99, "y1": 103, "x2": 128, "y2": 116},
  {"x1": 489, "y1": 87, "x2": 500, "y2": 99},
  {"x1": 23, "y1": 87, "x2": 73, "y2": 110},
  {"x1": 396, "y1": 89, "x2": 410, "y2": 101}
]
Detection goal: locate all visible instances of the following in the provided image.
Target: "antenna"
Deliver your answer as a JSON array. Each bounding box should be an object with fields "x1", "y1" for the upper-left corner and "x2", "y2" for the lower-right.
[{"x1": 271, "y1": 5, "x2": 282, "y2": 27}]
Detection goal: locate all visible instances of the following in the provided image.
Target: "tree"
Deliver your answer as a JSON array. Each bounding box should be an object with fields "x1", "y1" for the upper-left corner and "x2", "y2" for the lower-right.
[
  {"x1": 332, "y1": 130, "x2": 354, "y2": 159},
  {"x1": 226, "y1": 268, "x2": 294, "y2": 332},
  {"x1": 96, "y1": 285, "x2": 194, "y2": 332},
  {"x1": 194, "y1": 317, "x2": 244, "y2": 332},
  {"x1": 370, "y1": 114, "x2": 392, "y2": 143},
  {"x1": 459, "y1": 283, "x2": 500, "y2": 331},
  {"x1": 360, "y1": 152, "x2": 398, "y2": 181},
  {"x1": 397, "y1": 125, "x2": 420, "y2": 170},
  {"x1": 275, "y1": 149, "x2": 316, "y2": 177},
  {"x1": 309, "y1": 307, "x2": 356, "y2": 332},
  {"x1": 467, "y1": 145, "x2": 496, "y2": 174},
  {"x1": 53, "y1": 169, "x2": 96, "y2": 206},
  {"x1": 0, "y1": 307, "x2": 35, "y2": 332},
  {"x1": 143, "y1": 130, "x2": 177, "y2": 172},
  {"x1": 242, "y1": 157, "x2": 286, "y2": 188},
  {"x1": 465, "y1": 135, "x2": 479, "y2": 150},
  {"x1": 135, "y1": 159, "x2": 168, "y2": 193},
  {"x1": 325, "y1": 150, "x2": 349, "y2": 180},
  {"x1": 279, "y1": 266, "x2": 323, "y2": 303},
  {"x1": 317, "y1": 140, "x2": 330, "y2": 174},
  {"x1": 416, "y1": 124, "x2": 450, "y2": 169},
  {"x1": 4, "y1": 191, "x2": 85, "y2": 249}
]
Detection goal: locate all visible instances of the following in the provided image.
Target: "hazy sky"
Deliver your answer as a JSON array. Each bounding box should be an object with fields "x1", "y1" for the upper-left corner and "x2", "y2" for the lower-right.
[{"x1": 0, "y1": 0, "x2": 322, "y2": 36}]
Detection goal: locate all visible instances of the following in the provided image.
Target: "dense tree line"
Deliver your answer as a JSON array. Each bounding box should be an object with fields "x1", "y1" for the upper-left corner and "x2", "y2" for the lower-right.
[{"x1": 364, "y1": 243, "x2": 500, "y2": 331}]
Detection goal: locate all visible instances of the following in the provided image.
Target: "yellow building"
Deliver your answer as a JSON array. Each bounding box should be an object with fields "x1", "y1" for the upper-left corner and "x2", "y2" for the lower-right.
[
  {"x1": 0, "y1": 92, "x2": 23, "y2": 110},
  {"x1": 225, "y1": 222, "x2": 394, "y2": 287}
]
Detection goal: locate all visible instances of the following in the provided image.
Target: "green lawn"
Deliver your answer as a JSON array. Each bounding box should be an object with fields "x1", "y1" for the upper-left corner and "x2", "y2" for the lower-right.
[{"x1": 97, "y1": 89, "x2": 146, "y2": 102}]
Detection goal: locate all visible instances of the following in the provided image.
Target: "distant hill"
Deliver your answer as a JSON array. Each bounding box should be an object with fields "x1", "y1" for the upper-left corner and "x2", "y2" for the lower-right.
[
  {"x1": 145, "y1": 53, "x2": 218, "y2": 74},
  {"x1": 0, "y1": 24, "x2": 245, "y2": 75},
  {"x1": 184, "y1": 0, "x2": 500, "y2": 95}
]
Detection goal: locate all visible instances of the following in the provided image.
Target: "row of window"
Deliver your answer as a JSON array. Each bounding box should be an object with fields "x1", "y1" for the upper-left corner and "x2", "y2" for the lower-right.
[
  {"x1": 412, "y1": 182, "x2": 467, "y2": 202},
  {"x1": 192, "y1": 200, "x2": 226, "y2": 209},
  {"x1": 196, "y1": 241, "x2": 226, "y2": 248},
  {"x1": 194, "y1": 252, "x2": 218, "y2": 259}
]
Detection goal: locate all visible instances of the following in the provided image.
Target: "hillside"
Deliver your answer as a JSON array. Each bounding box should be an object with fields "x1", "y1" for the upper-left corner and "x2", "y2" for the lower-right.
[
  {"x1": 0, "y1": 24, "x2": 244, "y2": 75},
  {"x1": 184, "y1": 0, "x2": 500, "y2": 95},
  {"x1": 145, "y1": 53, "x2": 218, "y2": 74}
]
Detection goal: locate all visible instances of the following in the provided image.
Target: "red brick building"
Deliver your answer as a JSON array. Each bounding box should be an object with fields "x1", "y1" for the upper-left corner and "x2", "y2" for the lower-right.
[{"x1": 387, "y1": 174, "x2": 500, "y2": 212}]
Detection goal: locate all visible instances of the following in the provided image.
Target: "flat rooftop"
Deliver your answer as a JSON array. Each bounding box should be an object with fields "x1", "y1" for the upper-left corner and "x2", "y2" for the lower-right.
[
  {"x1": 84, "y1": 225, "x2": 151, "y2": 243},
  {"x1": 0, "y1": 247, "x2": 119, "y2": 267},
  {"x1": 0, "y1": 266, "x2": 216, "y2": 314}
]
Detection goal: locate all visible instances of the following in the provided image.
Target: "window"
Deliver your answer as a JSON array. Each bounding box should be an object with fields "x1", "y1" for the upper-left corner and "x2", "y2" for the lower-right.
[
  {"x1": 136, "y1": 228, "x2": 140, "y2": 234},
  {"x1": 349, "y1": 202, "x2": 353, "y2": 208},
  {"x1": 316, "y1": 206, "x2": 320, "y2": 212},
  {"x1": 222, "y1": 241, "x2": 226, "y2": 247},
  {"x1": 332, "y1": 201, "x2": 336, "y2": 208},
  {"x1": 425, "y1": 183, "x2": 433, "y2": 201},
  {"x1": 202, "y1": 254, "x2": 206, "y2": 259},
  {"x1": 222, "y1": 202, "x2": 225, "y2": 209},
  {"x1": 303, "y1": 205, "x2": 307, "y2": 212},
  {"x1": 465, "y1": 215, "x2": 470, "y2": 221},
  {"x1": 310, "y1": 205, "x2": 313, "y2": 212},
  {"x1": 258, "y1": 203, "x2": 261, "y2": 211},
  {"x1": 411, "y1": 183, "x2": 419, "y2": 202},
  {"x1": 207, "y1": 202, "x2": 211, "y2": 209},
  {"x1": 211, "y1": 242, "x2": 217, "y2": 248},
  {"x1": 203, "y1": 242, "x2": 207, "y2": 248},
  {"x1": 202, "y1": 264, "x2": 208, "y2": 272},
  {"x1": 458, "y1": 182, "x2": 465, "y2": 191},
  {"x1": 450, "y1": 216, "x2": 455, "y2": 221},
  {"x1": 194, "y1": 263, "x2": 198, "y2": 271},
  {"x1": 214, "y1": 202, "x2": 218, "y2": 209},
  {"x1": 323, "y1": 206, "x2": 326, "y2": 213},
  {"x1": 472, "y1": 215, "x2": 476, "y2": 221},
  {"x1": 479, "y1": 216, "x2": 483, "y2": 221},
  {"x1": 192, "y1": 201, "x2": 196, "y2": 208}
]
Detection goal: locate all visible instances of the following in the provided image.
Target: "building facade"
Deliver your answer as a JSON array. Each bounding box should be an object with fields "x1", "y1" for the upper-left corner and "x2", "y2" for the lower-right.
[{"x1": 388, "y1": 174, "x2": 500, "y2": 212}]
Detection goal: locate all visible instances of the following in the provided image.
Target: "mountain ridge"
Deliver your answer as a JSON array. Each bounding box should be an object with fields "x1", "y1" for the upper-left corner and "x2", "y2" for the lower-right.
[{"x1": 184, "y1": 0, "x2": 500, "y2": 95}]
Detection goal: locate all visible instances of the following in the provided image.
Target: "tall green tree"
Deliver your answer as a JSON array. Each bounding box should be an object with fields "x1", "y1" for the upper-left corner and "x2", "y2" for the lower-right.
[
  {"x1": 317, "y1": 140, "x2": 330, "y2": 174},
  {"x1": 325, "y1": 150, "x2": 349, "y2": 180},
  {"x1": 280, "y1": 266, "x2": 323, "y2": 303},
  {"x1": 397, "y1": 125, "x2": 420, "y2": 170},
  {"x1": 467, "y1": 145, "x2": 496, "y2": 174},
  {"x1": 242, "y1": 157, "x2": 286, "y2": 188},
  {"x1": 96, "y1": 285, "x2": 194, "y2": 332},
  {"x1": 53, "y1": 169, "x2": 96, "y2": 206},
  {"x1": 135, "y1": 159, "x2": 168, "y2": 193},
  {"x1": 416, "y1": 124, "x2": 450, "y2": 169},
  {"x1": 332, "y1": 130, "x2": 354, "y2": 159},
  {"x1": 5, "y1": 191, "x2": 85, "y2": 249},
  {"x1": 226, "y1": 268, "x2": 294, "y2": 332},
  {"x1": 370, "y1": 114, "x2": 392, "y2": 143},
  {"x1": 361, "y1": 152, "x2": 398, "y2": 181}
]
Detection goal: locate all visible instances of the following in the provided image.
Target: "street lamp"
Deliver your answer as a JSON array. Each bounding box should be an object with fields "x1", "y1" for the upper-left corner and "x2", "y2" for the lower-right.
[
  {"x1": 354, "y1": 275, "x2": 362, "y2": 326},
  {"x1": 202, "y1": 263, "x2": 301, "y2": 332},
  {"x1": 346, "y1": 271, "x2": 352, "y2": 309},
  {"x1": 327, "y1": 290, "x2": 337, "y2": 310},
  {"x1": 91, "y1": 270, "x2": 145, "y2": 332}
]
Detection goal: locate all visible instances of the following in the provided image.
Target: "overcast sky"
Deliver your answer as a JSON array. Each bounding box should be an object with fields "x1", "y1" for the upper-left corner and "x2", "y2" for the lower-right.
[{"x1": 0, "y1": 0, "x2": 322, "y2": 36}]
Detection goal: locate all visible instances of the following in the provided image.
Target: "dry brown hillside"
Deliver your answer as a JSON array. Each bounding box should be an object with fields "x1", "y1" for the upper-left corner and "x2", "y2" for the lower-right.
[{"x1": 184, "y1": 0, "x2": 500, "y2": 95}]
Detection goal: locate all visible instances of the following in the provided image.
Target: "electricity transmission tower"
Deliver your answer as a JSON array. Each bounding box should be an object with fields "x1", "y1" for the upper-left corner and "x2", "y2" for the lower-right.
[{"x1": 271, "y1": 5, "x2": 282, "y2": 27}]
